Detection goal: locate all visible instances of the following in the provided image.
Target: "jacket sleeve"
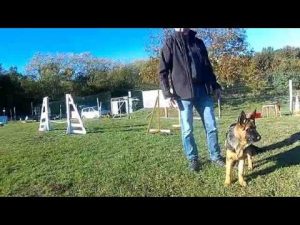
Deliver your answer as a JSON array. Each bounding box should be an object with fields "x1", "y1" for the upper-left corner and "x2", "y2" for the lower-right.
[
  {"x1": 199, "y1": 39, "x2": 221, "y2": 90},
  {"x1": 158, "y1": 38, "x2": 173, "y2": 98}
]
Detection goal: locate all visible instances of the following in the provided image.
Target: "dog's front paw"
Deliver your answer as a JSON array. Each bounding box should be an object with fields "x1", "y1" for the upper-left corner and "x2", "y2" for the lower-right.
[
  {"x1": 224, "y1": 180, "x2": 231, "y2": 187},
  {"x1": 239, "y1": 180, "x2": 247, "y2": 187}
]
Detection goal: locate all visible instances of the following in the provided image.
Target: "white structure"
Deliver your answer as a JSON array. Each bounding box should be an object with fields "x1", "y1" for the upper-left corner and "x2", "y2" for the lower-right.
[
  {"x1": 110, "y1": 91, "x2": 139, "y2": 116},
  {"x1": 142, "y1": 90, "x2": 170, "y2": 108},
  {"x1": 111, "y1": 96, "x2": 129, "y2": 116},
  {"x1": 289, "y1": 79, "x2": 300, "y2": 114},
  {"x1": 38, "y1": 94, "x2": 86, "y2": 134},
  {"x1": 66, "y1": 94, "x2": 86, "y2": 134},
  {"x1": 38, "y1": 97, "x2": 51, "y2": 131}
]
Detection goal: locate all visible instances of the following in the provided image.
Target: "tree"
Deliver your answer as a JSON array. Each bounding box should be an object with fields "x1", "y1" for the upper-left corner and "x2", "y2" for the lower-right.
[
  {"x1": 108, "y1": 64, "x2": 139, "y2": 92},
  {"x1": 0, "y1": 67, "x2": 33, "y2": 116},
  {"x1": 195, "y1": 29, "x2": 252, "y2": 87},
  {"x1": 135, "y1": 58, "x2": 159, "y2": 89},
  {"x1": 242, "y1": 56, "x2": 268, "y2": 93},
  {"x1": 25, "y1": 53, "x2": 114, "y2": 98},
  {"x1": 271, "y1": 47, "x2": 300, "y2": 94}
]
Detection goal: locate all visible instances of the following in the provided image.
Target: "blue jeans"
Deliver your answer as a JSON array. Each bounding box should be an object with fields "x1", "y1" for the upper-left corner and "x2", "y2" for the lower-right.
[{"x1": 176, "y1": 85, "x2": 222, "y2": 161}]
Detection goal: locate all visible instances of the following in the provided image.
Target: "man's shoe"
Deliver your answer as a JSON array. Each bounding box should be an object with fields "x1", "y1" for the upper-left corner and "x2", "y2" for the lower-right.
[
  {"x1": 189, "y1": 159, "x2": 201, "y2": 172},
  {"x1": 211, "y1": 158, "x2": 225, "y2": 167}
]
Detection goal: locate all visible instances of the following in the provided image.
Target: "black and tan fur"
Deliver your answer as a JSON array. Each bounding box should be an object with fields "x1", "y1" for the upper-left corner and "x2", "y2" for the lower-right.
[{"x1": 224, "y1": 110, "x2": 261, "y2": 187}]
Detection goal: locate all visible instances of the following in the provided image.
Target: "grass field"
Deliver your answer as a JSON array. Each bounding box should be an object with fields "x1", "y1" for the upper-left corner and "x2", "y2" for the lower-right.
[{"x1": 0, "y1": 104, "x2": 300, "y2": 196}]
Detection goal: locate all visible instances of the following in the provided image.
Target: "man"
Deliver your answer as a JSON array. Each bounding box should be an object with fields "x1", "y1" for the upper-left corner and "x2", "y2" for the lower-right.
[{"x1": 158, "y1": 28, "x2": 224, "y2": 172}]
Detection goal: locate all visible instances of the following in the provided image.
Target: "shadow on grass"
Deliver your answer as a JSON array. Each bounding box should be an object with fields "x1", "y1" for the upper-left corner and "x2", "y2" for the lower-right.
[
  {"x1": 257, "y1": 132, "x2": 300, "y2": 154},
  {"x1": 248, "y1": 145, "x2": 300, "y2": 180},
  {"x1": 241, "y1": 132, "x2": 300, "y2": 158}
]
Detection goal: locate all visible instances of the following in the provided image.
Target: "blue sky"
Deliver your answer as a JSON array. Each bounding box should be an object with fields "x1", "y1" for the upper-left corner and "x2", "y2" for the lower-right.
[
  {"x1": 246, "y1": 28, "x2": 300, "y2": 52},
  {"x1": 1, "y1": 28, "x2": 300, "y2": 73}
]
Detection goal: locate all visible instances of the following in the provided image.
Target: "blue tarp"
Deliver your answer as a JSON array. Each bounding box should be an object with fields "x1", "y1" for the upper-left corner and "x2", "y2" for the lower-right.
[{"x1": 0, "y1": 116, "x2": 8, "y2": 124}]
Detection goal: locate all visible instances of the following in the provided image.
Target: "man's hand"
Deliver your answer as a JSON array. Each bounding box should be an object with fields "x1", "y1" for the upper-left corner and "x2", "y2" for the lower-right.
[{"x1": 167, "y1": 97, "x2": 177, "y2": 108}]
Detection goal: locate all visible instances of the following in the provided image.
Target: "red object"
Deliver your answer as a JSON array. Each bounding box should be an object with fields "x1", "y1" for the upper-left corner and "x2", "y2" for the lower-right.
[{"x1": 255, "y1": 112, "x2": 262, "y2": 118}]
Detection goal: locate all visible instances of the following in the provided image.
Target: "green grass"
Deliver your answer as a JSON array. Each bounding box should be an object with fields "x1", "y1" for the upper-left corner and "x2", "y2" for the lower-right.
[{"x1": 0, "y1": 106, "x2": 300, "y2": 196}]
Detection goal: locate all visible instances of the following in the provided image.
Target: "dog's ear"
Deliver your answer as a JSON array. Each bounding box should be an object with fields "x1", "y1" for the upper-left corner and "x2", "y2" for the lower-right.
[{"x1": 238, "y1": 111, "x2": 247, "y2": 125}]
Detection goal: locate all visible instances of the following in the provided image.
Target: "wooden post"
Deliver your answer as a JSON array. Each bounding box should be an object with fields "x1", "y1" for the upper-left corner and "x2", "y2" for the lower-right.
[
  {"x1": 147, "y1": 95, "x2": 159, "y2": 133},
  {"x1": 148, "y1": 90, "x2": 171, "y2": 134}
]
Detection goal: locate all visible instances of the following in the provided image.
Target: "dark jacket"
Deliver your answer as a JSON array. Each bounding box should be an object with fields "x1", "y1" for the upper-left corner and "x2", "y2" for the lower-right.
[{"x1": 159, "y1": 30, "x2": 221, "y2": 99}]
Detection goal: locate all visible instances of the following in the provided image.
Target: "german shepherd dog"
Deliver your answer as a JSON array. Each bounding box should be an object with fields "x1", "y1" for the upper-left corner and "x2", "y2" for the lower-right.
[{"x1": 224, "y1": 110, "x2": 261, "y2": 187}]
